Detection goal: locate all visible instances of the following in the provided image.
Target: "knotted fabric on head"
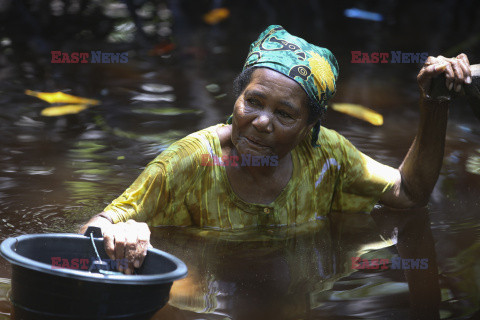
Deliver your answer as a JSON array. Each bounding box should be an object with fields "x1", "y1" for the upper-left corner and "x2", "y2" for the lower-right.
[{"x1": 244, "y1": 25, "x2": 339, "y2": 112}]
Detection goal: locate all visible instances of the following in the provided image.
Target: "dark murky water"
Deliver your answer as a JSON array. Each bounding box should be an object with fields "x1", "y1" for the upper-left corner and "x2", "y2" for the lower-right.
[{"x1": 1, "y1": 1, "x2": 480, "y2": 319}]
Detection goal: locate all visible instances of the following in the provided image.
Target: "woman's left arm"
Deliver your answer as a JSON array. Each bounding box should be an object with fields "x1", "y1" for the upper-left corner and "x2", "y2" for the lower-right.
[{"x1": 380, "y1": 54, "x2": 472, "y2": 208}]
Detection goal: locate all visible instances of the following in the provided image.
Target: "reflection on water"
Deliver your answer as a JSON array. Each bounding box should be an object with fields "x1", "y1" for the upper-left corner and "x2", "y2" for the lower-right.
[
  {"x1": 466, "y1": 149, "x2": 480, "y2": 175},
  {"x1": 146, "y1": 209, "x2": 459, "y2": 319},
  {"x1": 149, "y1": 217, "x2": 388, "y2": 319},
  {"x1": 0, "y1": 278, "x2": 11, "y2": 316},
  {"x1": 158, "y1": 223, "x2": 339, "y2": 318},
  {"x1": 1, "y1": 0, "x2": 480, "y2": 319}
]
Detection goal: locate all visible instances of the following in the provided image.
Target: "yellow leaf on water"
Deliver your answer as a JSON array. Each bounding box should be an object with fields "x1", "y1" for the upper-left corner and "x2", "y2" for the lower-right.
[
  {"x1": 203, "y1": 8, "x2": 230, "y2": 25},
  {"x1": 40, "y1": 104, "x2": 90, "y2": 117},
  {"x1": 25, "y1": 90, "x2": 100, "y2": 105},
  {"x1": 331, "y1": 103, "x2": 384, "y2": 126}
]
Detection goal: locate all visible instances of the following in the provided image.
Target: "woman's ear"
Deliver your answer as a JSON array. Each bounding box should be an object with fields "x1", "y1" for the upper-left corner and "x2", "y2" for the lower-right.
[
  {"x1": 306, "y1": 120, "x2": 317, "y2": 132},
  {"x1": 306, "y1": 112, "x2": 321, "y2": 132},
  {"x1": 310, "y1": 120, "x2": 322, "y2": 147}
]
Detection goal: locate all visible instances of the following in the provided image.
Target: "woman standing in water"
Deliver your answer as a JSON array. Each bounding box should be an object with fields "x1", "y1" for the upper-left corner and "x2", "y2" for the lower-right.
[{"x1": 81, "y1": 25, "x2": 472, "y2": 274}]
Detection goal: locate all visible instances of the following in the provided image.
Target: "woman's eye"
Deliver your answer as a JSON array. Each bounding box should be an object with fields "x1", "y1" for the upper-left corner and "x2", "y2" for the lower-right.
[
  {"x1": 278, "y1": 110, "x2": 292, "y2": 118},
  {"x1": 246, "y1": 98, "x2": 261, "y2": 107}
]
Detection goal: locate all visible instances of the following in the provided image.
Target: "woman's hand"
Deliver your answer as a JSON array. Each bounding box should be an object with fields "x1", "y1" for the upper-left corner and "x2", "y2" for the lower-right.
[
  {"x1": 417, "y1": 53, "x2": 472, "y2": 100},
  {"x1": 102, "y1": 219, "x2": 151, "y2": 274}
]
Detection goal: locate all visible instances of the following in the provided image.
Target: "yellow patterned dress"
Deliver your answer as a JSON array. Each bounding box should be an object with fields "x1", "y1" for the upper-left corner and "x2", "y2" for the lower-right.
[{"x1": 104, "y1": 124, "x2": 397, "y2": 229}]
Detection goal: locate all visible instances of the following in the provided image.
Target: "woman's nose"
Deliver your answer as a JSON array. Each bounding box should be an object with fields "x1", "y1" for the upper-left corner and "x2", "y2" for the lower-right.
[{"x1": 252, "y1": 112, "x2": 273, "y2": 133}]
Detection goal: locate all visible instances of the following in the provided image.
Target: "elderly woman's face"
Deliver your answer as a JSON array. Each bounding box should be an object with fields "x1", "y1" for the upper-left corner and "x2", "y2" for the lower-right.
[{"x1": 231, "y1": 68, "x2": 314, "y2": 159}]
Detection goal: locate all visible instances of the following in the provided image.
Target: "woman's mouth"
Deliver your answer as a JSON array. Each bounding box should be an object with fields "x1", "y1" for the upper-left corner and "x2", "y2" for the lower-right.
[{"x1": 245, "y1": 136, "x2": 269, "y2": 148}]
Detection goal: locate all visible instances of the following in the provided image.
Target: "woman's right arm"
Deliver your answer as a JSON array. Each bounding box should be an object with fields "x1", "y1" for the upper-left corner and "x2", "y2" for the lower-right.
[{"x1": 79, "y1": 131, "x2": 208, "y2": 273}]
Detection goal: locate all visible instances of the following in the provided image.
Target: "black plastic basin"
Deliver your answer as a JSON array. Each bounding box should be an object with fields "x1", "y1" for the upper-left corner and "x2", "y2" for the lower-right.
[{"x1": 0, "y1": 233, "x2": 187, "y2": 320}]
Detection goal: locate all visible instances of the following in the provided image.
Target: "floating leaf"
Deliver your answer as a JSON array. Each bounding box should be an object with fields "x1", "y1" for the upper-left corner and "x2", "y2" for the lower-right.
[
  {"x1": 41, "y1": 104, "x2": 90, "y2": 117},
  {"x1": 203, "y1": 8, "x2": 230, "y2": 25},
  {"x1": 25, "y1": 90, "x2": 100, "y2": 105},
  {"x1": 331, "y1": 103, "x2": 384, "y2": 126}
]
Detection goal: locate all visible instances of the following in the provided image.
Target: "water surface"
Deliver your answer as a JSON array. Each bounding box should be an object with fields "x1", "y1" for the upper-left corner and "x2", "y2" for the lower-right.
[{"x1": 1, "y1": 1, "x2": 480, "y2": 319}]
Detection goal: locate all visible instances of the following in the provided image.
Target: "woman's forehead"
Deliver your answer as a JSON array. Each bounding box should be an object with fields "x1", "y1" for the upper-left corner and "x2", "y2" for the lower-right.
[{"x1": 247, "y1": 68, "x2": 307, "y2": 99}]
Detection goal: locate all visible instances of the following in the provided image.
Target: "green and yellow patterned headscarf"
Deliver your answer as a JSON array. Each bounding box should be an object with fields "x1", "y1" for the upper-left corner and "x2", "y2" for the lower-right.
[{"x1": 244, "y1": 25, "x2": 339, "y2": 111}]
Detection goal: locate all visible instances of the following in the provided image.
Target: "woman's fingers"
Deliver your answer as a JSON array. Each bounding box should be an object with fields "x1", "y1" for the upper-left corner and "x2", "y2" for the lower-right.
[
  {"x1": 102, "y1": 220, "x2": 151, "y2": 274},
  {"x1": 418, "y1": 54, "x2": 471, "y2": 97},
  {"x1": 124, "y1": 221, "x2": 151, "y2": 272},
  {"x1": 103, "y1": 225, "x2": 116, "y2": 261},
  {"x1": 417, "y1": 57, "x2": 447, "y2": 95},
  {"x1": 456, "y1": 54, "x2": 472, "y2": 84},
  {"x1": 441, "y1": 60, "x2": 456, "y2": 91},
  {"x1": 457, "y1": 53, "x2": 470, "y2": 64},
  {"x1": 134, "y1": 222, "x2": 151, "y2": 269},
  {"x1": 101, "y1": 220, "x2": 152, "y2": 274},
  {"x1": 448, "y1": 58, "x2": 465, "y2": 92},
  {"x1": 114, "y1": 223, "x2": 127, "y2": 264},
  {"x1": 124, "y1": 221, "x2": 138, "y2": 274}
]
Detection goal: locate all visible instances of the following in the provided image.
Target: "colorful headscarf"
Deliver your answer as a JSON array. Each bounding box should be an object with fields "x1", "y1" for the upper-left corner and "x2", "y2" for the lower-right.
[{"x1": 244, "y1": 25, "x2": 339, "y2": 111}]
